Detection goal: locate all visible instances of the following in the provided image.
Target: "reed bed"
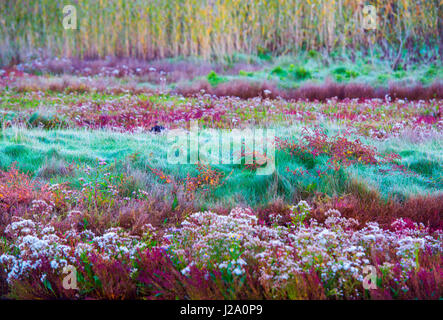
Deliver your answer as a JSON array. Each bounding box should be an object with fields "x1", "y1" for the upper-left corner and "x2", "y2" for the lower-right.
[{"x1": 0, "y1": 0, "x2": 440, "y2": 65}]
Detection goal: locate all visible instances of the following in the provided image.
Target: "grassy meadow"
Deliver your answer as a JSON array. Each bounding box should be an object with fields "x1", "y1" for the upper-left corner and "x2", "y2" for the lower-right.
[{"x1": 0, "y1": 0, "x2": 442, "y2": 300}]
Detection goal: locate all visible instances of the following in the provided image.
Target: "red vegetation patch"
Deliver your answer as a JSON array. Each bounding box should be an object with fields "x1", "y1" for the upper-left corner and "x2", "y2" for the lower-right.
[
  {"x1": 313, "y1": 193, "x2": 443, "y2": 231},
  {"x1": 77, "y1": 252, "x2": 137, "y2": 299},
  {"x1": 176, "y1": 79, "x2": 443, "y2": 101},
  {"x1": 370, "y1": 248, "x2": 442, "y2": 300},
  {"x1": 0, "y1": 164, "x2": 53, "y2": 233}
]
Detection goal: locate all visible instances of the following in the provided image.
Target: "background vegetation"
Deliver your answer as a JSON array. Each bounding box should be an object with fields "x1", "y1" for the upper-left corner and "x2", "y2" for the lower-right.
[{"x1": 1, "y1": 0, "x2": 441, "y2": 65}]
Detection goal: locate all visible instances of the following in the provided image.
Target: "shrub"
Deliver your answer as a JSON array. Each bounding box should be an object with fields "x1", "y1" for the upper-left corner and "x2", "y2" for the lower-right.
[
  {"x1": 270, "y1": 66, "x2": 287, "y2": 78},
  {"x1": 332, "y1": 67, "x2": 359, "y2": 81},
  {"x1": 207, "y1": 71, "x2": 227, "y2": 87},
  {"x1": 289, "y1": 65, "x2": 311, "y2": 80}
]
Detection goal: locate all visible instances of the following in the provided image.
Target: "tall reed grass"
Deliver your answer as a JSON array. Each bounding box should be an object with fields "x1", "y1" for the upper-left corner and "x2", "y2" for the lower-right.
[{"x1": 0, "y1": 0, "x2": 440, "y2": 65}]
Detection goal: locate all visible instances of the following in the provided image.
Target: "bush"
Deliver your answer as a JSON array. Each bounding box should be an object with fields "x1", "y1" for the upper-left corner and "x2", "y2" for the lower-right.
[
  {"x1": 332, "y1": 67, "x2": 359, "y2": 81},
  {"x1": 270, "y1": 66, "x2": 287, "y2": 78},
  {"x1": 207, "y1": 70, "x2": 227, "y2": 87},
  {"x1": 289, "y1": 64, "x2": 311, "y2": 80}
]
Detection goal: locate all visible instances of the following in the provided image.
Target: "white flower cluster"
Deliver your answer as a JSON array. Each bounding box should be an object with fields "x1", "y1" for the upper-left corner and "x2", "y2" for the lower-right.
[
  {"x1": 166, "y1": 203, "x2": 442, "y2": 297},
  {"x1": 0, "y1": 217, "x2": 157, "y2": 284}
]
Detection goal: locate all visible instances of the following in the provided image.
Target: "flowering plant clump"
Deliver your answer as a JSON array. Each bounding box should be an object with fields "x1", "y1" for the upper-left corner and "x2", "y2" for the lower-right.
[
  {"x1": 164, "y1": 202, "x2": 442, "y2": 298},
  {"x1": 148, "y1": 162, "x2": 229, "y2": 201},
  {"x1": 289, "y1": 200, "x2": 311, "y2": 226},
  {"x1": 0, "y1": 214, "x2": 157, "y2": 298},
  {"x1": 277, "y1": 128, "x2": 396, "y2": 171},
  {"x1": 0, "y1": 197, "x2": 441, "y2": 299}
]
